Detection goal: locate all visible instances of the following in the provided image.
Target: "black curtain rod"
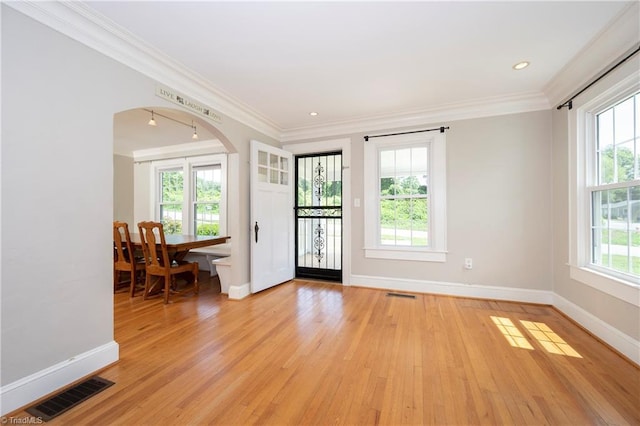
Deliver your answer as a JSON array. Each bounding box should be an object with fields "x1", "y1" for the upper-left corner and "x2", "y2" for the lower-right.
[
  {"x1": 364, "y1": 126, "x2": 449, "y2": 142},
  {"x1": 557, "y1": 44, "x2": 640, "y2": 110}
]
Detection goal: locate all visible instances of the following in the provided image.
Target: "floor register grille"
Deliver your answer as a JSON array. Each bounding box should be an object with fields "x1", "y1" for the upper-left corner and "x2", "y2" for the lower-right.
[
  {"x1": 386, "y1": 292, "x2": 416, "y2": 299},
  {"x1": 25, "y1": 376, "x2": 114, "y2": 422}
]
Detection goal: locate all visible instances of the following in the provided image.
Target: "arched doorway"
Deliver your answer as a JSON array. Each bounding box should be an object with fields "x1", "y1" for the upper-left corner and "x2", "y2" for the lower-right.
[{"x1": 112, "y1": 106, "x2": 236, "y2": 296}]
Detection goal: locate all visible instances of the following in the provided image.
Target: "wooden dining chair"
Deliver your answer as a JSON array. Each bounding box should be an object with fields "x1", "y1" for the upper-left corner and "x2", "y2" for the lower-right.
[
  {"x1": 137, "y1": 221, "x2": 199, "y2": 304},
  {"x1": 113, "y1": 221, "x2": 146, "y2": 296}
]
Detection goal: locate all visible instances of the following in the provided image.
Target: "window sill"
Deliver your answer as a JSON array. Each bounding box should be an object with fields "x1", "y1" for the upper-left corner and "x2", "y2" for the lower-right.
[
  {"x1": 364, "y1": 247, "x2": 447, "y2": 262},
  {"x1": 569, "y1": 265, "x2": 640, "y2": 307}
]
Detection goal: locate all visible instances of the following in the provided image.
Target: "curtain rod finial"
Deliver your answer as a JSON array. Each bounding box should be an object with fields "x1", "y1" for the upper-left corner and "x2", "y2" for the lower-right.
[{"x1": 364, "y1": 135, "x2": 369, "y2": 142}]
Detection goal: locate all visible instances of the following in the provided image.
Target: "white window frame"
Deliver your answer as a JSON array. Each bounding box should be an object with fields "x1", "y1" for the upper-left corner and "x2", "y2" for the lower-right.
[
  {"x1": 364, "y1": 131, "x2": 447, "y2": 262},
  {"x1": 151, "y1": 154, "x2": 227, "y2": 236},
  {"x1": 569, "y1": 68, "x2": 640, "y2": 306},
  {"x1": 157, "y1": 166, "x2": 184, "y2": 233}
]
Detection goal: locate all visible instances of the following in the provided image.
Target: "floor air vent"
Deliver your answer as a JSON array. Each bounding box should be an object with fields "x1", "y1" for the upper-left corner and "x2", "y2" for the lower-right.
[
  {"x1": 26, "y1": 376, "x2": 114, "y2": 421},
  {"x1": 386, "y1": 292, "x2": 416, "y2": 299}
]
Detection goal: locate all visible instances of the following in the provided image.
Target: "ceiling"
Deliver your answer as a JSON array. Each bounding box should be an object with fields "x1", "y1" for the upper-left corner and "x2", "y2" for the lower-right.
[{"x1": 88, "y1": 1, "x2": 632, "y2": 154}]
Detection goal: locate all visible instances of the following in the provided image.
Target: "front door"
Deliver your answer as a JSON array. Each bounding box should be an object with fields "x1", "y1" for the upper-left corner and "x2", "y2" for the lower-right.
[
  {"x1": 250, "y1": 140, "x2": 294, "y2": 293},
  {"x1": 295, "y1": 152, "x2": 342, "y2": 282}
]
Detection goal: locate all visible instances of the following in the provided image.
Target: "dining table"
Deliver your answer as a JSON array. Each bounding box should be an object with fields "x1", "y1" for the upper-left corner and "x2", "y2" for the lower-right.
[{"x1": 130, "y1": 233, "x2": 231, "y2": 262}]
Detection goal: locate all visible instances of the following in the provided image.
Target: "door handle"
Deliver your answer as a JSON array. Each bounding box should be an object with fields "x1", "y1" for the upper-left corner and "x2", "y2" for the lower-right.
[{"x1": 254, "y1": 221, "x2": 259, "y2": 243}]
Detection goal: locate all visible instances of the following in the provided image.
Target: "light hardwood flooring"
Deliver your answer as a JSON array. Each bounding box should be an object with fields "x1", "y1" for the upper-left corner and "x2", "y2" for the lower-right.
[{"x1": 14, "y1": 275, "x2": 640, "y2": 425}]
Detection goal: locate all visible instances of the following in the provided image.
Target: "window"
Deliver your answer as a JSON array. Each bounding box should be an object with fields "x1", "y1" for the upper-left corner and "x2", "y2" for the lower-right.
[
  {"x1": 379, "y1": 145, "x2": 429, "y2": 246},
  {"x1": 364, "y1": 132, "x2": 447, "y2": 262},
  {"x1": 257, "y1": 149, "x2": 289, "y2": 185},
  {"x1": 153, "y1": 155, "x2": 227, "y2": 236},
  {"x1": 158, "y1": 168, "x2": 184, "y2": 234},
  {"x1": 569, "y1": 67, "x2": 640, "y2": 301},
  {"x1": 192, "y1": 165, "x2": 222, "y2": 236},
  {"x1": 590, "y1": 93, "x2": 639, "y2": 281}
]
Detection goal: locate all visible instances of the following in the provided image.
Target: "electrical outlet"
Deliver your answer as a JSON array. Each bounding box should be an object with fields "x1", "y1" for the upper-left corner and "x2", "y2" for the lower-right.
[{"x1": 464, "y1": 258, "x2": 473, "y2": 270}]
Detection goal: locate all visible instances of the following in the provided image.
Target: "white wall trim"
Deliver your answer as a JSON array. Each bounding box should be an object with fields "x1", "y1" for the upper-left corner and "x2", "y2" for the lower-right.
[
  {"x1": 570, "y1": 266, "x2": 640, "y2": 308},
  {"x1": 553, "y1": 293, "x2": 640, "y2": 366},
  {"x1": 351, "y1": 274, "x2": 554, "y2": 305},
  {"x1": 5, "y1": 1, "x2": 551, "y2": 144},
  {"x1": 7, "y1": 1, "x2": 637, "y2": 144},
  {"x1": 280, "y1": 92, "x2": 549, "y2": 142},
  {"x1": 543, "y1": 2, "x2": 640, "y2": 108},
  {"x1": 132, "y1": 140, "x2": 225, "y2": 162},
  {"x1": 228, "y1": 283, "x2": 251, "y2": 300},
  {"x1": 0, "y1": 341, "x2": 119, "y2": 416},
  {"x1": 4, "y1": 1, "x2": 281, "y2": 140}
]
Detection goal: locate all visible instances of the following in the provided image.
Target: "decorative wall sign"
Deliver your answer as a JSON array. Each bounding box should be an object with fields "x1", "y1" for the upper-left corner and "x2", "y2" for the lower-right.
[{"x1": 156, "y1": 85, "x2": 222, "y2": 123}]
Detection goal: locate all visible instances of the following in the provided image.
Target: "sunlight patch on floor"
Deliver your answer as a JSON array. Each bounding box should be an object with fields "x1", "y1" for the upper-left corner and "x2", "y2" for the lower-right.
[
  {"x1": 520, "y1": 320, "x2": 582, "y2": 358},
  {"x1": 490, "y1": 316, "x2": 534, "y2": 350}
]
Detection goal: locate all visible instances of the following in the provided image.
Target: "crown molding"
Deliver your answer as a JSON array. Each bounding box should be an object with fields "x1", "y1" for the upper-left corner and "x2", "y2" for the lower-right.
[
  {"x1": 11, "y1": 1, "x2": 631, "y2": 145},
  {"x1": 5, "y1": 1, "x2": 282, "y2": 140},
  {"x1": 280, "y1": 92, "x2": 550, "y2": 143},
  {"x1": 543, "y1": 2, "x2": 640, "y2": 109},
  {"x1": 132, "y1": 140, "x2": 225, "y2": 162}
]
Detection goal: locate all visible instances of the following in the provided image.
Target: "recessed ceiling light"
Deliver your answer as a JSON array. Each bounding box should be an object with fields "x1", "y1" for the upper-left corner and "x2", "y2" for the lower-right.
[
  {"x1": 513, "y1": 61, "x2": 530, "y2": 70},
  {"x1": 309, "y1": 112, "x2": 318, "y2": 116}
]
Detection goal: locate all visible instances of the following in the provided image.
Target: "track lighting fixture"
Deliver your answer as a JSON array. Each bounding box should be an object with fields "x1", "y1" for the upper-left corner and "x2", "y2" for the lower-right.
[
  {"x1": 144, "y1": 109, "x2": 201, "y2": 141},
  {"x1": 192, "y1": 121, "x2": 198, "y2": 140}
]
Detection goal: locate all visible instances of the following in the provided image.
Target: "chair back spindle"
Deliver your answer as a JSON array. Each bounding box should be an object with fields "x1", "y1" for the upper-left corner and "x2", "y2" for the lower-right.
[
  {"x1": 113, "y1": 221, "x2": 145, "y2": 296},
  {"x1": 137, "y1": 221, "x2": 199, "y2": 304}
]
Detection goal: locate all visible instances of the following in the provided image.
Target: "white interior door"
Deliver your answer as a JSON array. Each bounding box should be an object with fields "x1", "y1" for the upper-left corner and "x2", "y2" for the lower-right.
[{"x1": 250, "y1": 140, "x2": 294, "y2": 293}]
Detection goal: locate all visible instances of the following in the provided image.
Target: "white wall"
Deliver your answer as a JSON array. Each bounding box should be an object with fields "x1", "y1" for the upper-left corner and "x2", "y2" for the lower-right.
[
  {"x1": 354, "y1": 111, "x2": 552, "y2": 291},
  {"x1": 0, "y1": 6, "x2": 277, "y2": 414},
  {"x1": 288, "y1": 111, "x2": 553, "y2": 300},
  {"x1": 113, "y1": 154, "x2": 134, "y2": 225}
]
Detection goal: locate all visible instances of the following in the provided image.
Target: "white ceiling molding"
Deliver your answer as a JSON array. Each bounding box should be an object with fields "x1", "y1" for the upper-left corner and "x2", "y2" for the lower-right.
[
  {"x1": 132, "y1": 140, "x2": 225, "y2": 163},
  {"x1": 280, "y1": 92, "x2": 550, "y2": 143},
  {"x1": 7, "y1": 1, "x2": 635, "y2": 144},
  {"x1": 543, "y1": 2, "x2": 640, "y2": 108},
  {"x1": 5, "y1": 1, "x2": 282, "y2": 140}
]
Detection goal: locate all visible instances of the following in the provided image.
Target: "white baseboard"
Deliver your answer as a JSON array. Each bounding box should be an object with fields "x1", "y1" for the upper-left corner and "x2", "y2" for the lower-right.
[
  {"x1": 0, "y1": 341, "x2": 119, "y2": 416},
  {"x1": 350, "y1": 274, "x2": 554, "y2": 304},
  {"x1": 553, "y1": 294, "x2": 640, "y2": 365},
  {"x1": 228, "y1": 282, "x2": 250, "y2": 300}
]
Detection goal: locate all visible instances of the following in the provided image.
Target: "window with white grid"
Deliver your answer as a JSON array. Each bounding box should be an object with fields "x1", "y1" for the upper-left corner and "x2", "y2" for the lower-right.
[
  {"x1": 589, "y1": 92, "x2": 639, "y2": 281},
  {"x1": 152, "y1": 155, "x2": 226, "y2": 236},
  {"x1": 364, "y1": 132, "x2": 447, "y2": 262}
]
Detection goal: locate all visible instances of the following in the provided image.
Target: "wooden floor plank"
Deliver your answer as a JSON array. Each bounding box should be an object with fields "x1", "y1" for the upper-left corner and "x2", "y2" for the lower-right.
[{"x1": 11, "y1": 277, "x2": 640, "y2": 425}]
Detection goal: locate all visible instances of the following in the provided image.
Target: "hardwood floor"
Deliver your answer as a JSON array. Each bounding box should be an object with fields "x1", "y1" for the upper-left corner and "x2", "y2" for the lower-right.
[{"x1": 16, "y1": 276, "x2": 640, "y2": 425}]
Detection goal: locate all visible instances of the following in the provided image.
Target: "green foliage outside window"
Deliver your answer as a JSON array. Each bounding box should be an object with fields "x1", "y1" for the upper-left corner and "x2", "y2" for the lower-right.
[
  {"x1": 599, "y1": 146, "x2": 636, "y2": 186},
  {"x1": 380, "y1": 175, "x2": 429, "y2": 231},
  {"x1": 297, "y1": 179, "x2": 342, "y2": 207},
  {"x1": 162, "y1": 217, "x2": 182, "y2": 234},
  {"x1": 161, "y1": 171, "x2": 184, "y2": 203},
  {"x1": 197, "y1": 223, "x2": 220, "y2": 236}
]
